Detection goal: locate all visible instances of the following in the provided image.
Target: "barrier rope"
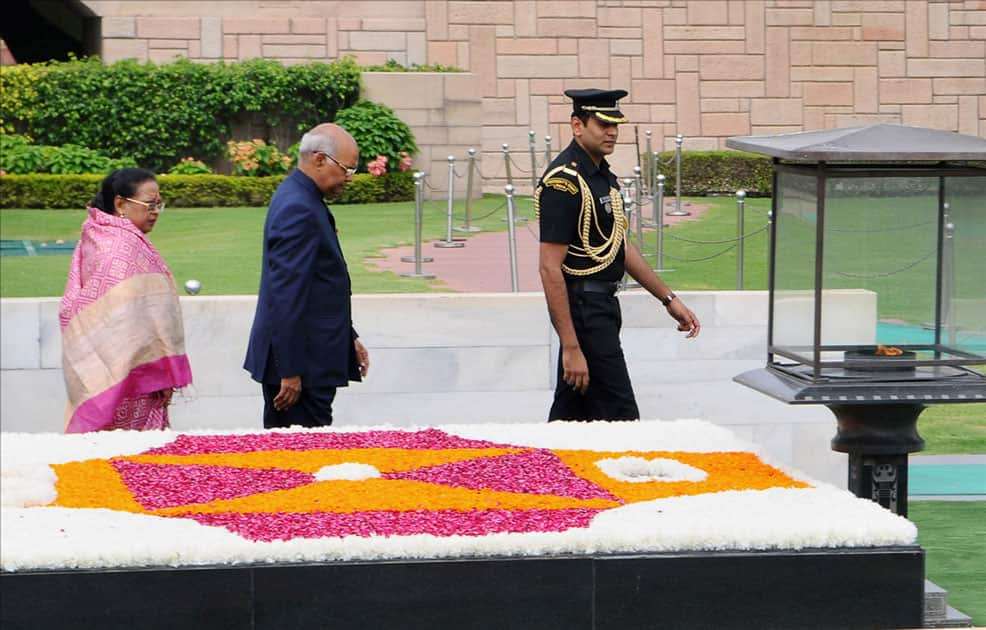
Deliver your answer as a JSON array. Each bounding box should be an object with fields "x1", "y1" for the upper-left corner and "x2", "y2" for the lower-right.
[
  {"x1": 664, "y1": 224, "x2": 768, "y2": 245},
  {"x1": 830, "y1": 249, "x2": 937, "y2": 279},
  {"x1": 662, "y1": 244, "x2": 737, "y2": 263}
]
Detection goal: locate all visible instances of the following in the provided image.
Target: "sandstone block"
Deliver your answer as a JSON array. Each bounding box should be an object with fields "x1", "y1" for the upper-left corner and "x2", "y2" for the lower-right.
[
  {"x1": 223, "y1": 17, "x2": 290, "y2": 34},
  {"x1": 514, "y1": 1, "x2": 537, "y2": 37},
  {"x1": 530, "y1": 79, "x2": 565, "y2": 95},
  {"x1": 102, "y1": 17, "x2": 136, "y2": 38},
  {"x1": 854, "y1": 67, "x2": 878, "y2": 113},
  {"x1": 675, "y1": 72, "x2": 701, "y2": 135},
  {"x1": 901, "y1": 104, "x2": 959, "y2": 130},
  {"x1": 702, "y1": 98, "x2": 741, "y2": 113},
  {"x1": 665, "y1": 40, "x2": 745, "y2": 54},
  {"x1": 803, "y1": 82, "x2": 854, "y2": 106},
  {"x1": 539, "y1": 18, "x2": 596, "y2": 38},
  {"x1": 498, "y1": 55, "x2": 578, "y2": 78},
  {"x1": 688, "y1": 1, "x2": 729, "y2": 25},
  {"x1": 788, "y1": 27, "x2": 854, "y2": 40},
  {"x1": 909, "y1": 58, "x2": 986, "y2": 77},
  {"x1": 102, "y1": 38, "x2": 148, "y2": 62},
  {"x1": 702, "y1": 81, "x2": 765, "y2": 98},
  {"x1": 675, "y1": 55, "x2": 699, "y2": 72},
  {"x1": 349, "y1": 31, "x2": 406, "y2": 51},
  {"x1": 136, "y1": 17, "x2": 200, "y2": 39},
  {"x1": 428, "y1": 42, "x2": 458, "y2": 67},
  {"x1": 766, "y1": 8, "x2": 815, "y2": 25},
  {"x1": 766, "y1": 28, "x2": 790, "y2": 97},
  {"x1": 611, "y1": 40, "x2": 643, "y2": 56},
  {"x1": 632, "y1": 79, "x2": 677, "y2": 103},
  {"x1": 578, "y1": 39, "x2": 610, "y2": 78},
  {"x1": 699, "y1": 55, "x2": 764, "y2": 80},
  {"x1": 928, "y1": 41, "x2": 986, "y2": 58},
  {"x1": 750, "y1": 98, "x2": 804, "y2": 125},
  {"x1": 291, "y1": 18, "x2": 326, "y2": 34},
  {"x1": 905, "y1": 1, "x2": 928, "y2": 57},
  {"x1": 536, "y1": 1, "x2": 597, "y2": 18},
  {"x1": 362, "y1": 18, "x2": 426, "y2": 32},
  {"x1": 862, "y1": 12, "x2": 905, "y2": 40},
  {"x1": 598, "y1": 7, "x2": 643, "y2": 27},
  {"x1": 664, "y1": 26, "x2": 745, "y2": 39},
  {"x1": 448, "y1": 1, "x2": 514, "y2": 24},
  {"x1": 878, "y1": 50, "x2": 906, "y2": 77},
  {"x1": 238, "y1": 35, "x2": 261, "y2": 60},
  {"x1": 745, "y1": 1, "x2": 766, "y2": 53},
  {"x1": 643, "y1": 8, "x2": 664, "y2": 78},
  {"x1": 496, "y1": 39, "x2": 557, "y2": 55},
  {"x1": 426, "y1": 1, "x2": 448, "y2": 40},
  {"x1": 263, "y1": 44, "x2": 326, "y2": 58},
  {"x1": 812, "y1": 41, "x2": 876, "y2": 65},
  {"x1": 933, "y1": 78, "x2": 986, "y2": 95},
  {"x1": 701, "y1": 112, "x2": 750, "y2": 136},
  {"x1": 958, "y1": 95, "x2": 979, "y2": 135}
]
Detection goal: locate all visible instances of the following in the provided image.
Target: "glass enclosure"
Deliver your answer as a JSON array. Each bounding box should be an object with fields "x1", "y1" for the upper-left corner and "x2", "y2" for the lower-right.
[{"x1": 769, "y1": 167, "x2": 986, "y2": 380}]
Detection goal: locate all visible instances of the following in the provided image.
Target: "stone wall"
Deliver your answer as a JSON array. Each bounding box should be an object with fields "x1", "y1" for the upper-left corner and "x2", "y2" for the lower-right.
[
  {"x1": 80, "y1": 0, "x2": 986, "y2": 192},
  {"x1": 1, "y1": 290, "x2": 874, "y2": 487}
]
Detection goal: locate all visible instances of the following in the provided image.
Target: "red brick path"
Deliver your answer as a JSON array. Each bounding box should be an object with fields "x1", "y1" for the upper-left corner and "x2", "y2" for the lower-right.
[{"x1": 370, "y1": 200, "x2": 709, "y2": 293}]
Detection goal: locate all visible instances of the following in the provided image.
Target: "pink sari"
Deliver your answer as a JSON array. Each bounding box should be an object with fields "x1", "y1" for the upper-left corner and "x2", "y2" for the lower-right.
[{"x1": 60, "y1": 207, "x2": 193, "y2": 433}]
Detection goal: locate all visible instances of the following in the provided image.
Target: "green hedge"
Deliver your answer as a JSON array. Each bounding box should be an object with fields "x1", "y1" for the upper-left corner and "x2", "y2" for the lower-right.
[
  {"x1": 1, "y1": 56, "x2": 361, "y2": 173},
  {"x1": 655, "y1": 150, "x2": 773, "y2": 196},
  {"x1": 0, "y1": 172, "x2": 414, "y2": 209}
]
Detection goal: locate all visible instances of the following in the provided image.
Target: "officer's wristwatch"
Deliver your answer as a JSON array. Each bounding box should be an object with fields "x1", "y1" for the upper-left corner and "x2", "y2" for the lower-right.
[{"x1": 660, "y1": 292, "x2": 677, "y2": 307}]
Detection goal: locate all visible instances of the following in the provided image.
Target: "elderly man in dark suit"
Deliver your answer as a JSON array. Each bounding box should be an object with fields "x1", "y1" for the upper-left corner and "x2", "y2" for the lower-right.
[{"x1": 244, "y1": 123, "x2": 370, "y2": 428}]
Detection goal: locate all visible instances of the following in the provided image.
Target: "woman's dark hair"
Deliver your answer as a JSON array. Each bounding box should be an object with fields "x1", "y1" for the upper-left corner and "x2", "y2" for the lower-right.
[{"x1": 91, "y1": 168, "x2": 157, "y2": 214}]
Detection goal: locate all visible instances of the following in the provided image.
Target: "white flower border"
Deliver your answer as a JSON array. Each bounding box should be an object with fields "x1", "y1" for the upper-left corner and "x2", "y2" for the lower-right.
[{"x1": 0, "y1": 419, "x2": 917, "y2": 572}]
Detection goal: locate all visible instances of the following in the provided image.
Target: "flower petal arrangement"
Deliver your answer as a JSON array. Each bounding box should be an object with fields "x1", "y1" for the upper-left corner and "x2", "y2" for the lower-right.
[{"x1": 1, "y1": 420, "x2": 917, "y2": 572}]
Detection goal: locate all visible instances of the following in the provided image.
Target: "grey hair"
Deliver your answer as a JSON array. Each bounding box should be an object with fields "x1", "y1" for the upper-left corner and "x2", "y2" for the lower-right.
[{"x1": 298, "y1": 131, "x2": 337, "y2": 156}]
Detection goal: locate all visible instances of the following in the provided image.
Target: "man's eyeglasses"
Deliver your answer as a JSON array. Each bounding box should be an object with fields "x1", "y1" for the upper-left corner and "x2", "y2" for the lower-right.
[
  {"x1": 316, "y1": 151, "x2": 357, "y2": 177},
  {"x1": 123, "y1": 197, "x2": 166, "y2": 212}
]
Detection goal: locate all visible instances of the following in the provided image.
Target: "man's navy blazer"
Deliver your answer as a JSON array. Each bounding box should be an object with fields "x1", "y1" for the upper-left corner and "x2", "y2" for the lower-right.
[{"x1": 244, "y1": 169, "x2": 360, "y2": 387}]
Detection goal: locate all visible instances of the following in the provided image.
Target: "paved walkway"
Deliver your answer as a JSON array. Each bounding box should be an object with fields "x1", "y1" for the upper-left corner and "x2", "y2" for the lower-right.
[{"x1": 370, "y1": 199, "x2": 710, "y2": 292}]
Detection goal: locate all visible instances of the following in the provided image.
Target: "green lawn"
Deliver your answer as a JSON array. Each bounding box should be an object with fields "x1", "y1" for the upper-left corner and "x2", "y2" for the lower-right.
[
  {"x1": 0, "y1": 195, "x2": 517, "y2": 296},
  {"x1": 919, "y1": 404, "x2": 986, "y2": 455},
  {"x1": 909, "y1": 501, "x2": 986, "y2": 626}
]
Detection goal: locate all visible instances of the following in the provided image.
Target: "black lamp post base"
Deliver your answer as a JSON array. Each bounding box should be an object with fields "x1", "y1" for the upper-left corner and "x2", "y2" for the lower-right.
[{"x1": 828, "y1": 403, "x2": 927, "y2": 517}]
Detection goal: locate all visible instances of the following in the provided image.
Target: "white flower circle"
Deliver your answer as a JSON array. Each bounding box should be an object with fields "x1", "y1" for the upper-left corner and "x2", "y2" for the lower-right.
[
  {"x1": 314, "y1": 463, "x2": 381, "y2": 481},
  {"x1": 596, "y1": 456, "x2": 708, "y2": 483}
]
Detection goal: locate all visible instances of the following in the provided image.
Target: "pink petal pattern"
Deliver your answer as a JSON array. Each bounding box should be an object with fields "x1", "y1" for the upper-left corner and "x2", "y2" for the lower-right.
[
  {"x1": 182, "y1": 508, "x2": 604, "y2": 542},
  {"x1": 112, "y1": 460, "x2": 314, "y2": 510},
  {"x1": 146, "y1": 428, "x2": 511, "y2": 456},
  {"x1": 385, "y1": 449, "x2": 618, "y2": 502}
]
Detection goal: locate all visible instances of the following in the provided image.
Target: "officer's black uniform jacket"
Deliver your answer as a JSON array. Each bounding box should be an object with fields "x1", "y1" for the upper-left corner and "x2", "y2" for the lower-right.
[{"x1": 535, "y1": 140, "x2": 626, "y2": 283}]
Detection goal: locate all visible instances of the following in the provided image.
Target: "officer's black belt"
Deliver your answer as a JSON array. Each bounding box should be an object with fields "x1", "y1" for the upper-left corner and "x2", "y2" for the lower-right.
[{"x1": 566, "y1": 280, "x2": 619, "y2": 295}]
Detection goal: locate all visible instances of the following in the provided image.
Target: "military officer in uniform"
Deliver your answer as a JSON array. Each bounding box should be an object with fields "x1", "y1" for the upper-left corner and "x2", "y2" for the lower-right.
[{"x1": 536, "y1": 88, "x2": 701, "y2": 422}]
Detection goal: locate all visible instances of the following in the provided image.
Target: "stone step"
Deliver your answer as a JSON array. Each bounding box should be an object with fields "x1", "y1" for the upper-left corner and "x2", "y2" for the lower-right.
[{"x1": 923, "y1": 580, "x2": 973, "y2": 628}]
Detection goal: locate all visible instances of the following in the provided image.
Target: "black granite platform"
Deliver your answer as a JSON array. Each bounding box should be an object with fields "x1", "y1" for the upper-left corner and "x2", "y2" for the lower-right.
[{"x1": 1, "y1": 546, "x2": 924, "y2": 630}]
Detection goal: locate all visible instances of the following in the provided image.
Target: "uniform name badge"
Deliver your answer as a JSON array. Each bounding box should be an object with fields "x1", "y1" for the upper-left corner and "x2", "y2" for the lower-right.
[{"x1": 600, "y1": 195, "x2": 613, "y2": 214}]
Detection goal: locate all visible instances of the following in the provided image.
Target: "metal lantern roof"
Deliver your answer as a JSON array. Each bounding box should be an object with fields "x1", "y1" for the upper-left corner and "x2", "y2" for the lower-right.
[{"x1": 726, "y1": 123, "x2": 986, "y2": 162}]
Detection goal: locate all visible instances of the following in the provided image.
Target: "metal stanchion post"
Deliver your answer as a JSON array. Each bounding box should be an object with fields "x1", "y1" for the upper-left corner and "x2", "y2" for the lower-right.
[
  {"x1": 633, "y1": 166, "x2": 645, "y2": 247},
  {"x1": 504, "y1": 185, "x2": 520, "y2": 292},
  {"x1": 943, "y1": 203, "x2": 956, "y2": 346},
  {"x1": 766, "y1": 209, "x2": 773, "y2": 282},
  {"x1": 454, "y1": 148, "x2": 481, "y2": 233},
  {"x1": 501, "y1": 142, "x2": 527, "y2": 224},
  {"x1": 655, "y1": 174, "x2": 670, "y2": 273},
  {"x1": 401, "y1": 172, "x2": 436, "y2": 278},
  {"x1": 736, "y1": 189, "x2": 746, "y2": 290},
  {"x1": 621, "y1": 177, "x2": 639, "y2": 289},
  {"x1": 544, "y1": 135, "x2": 552, "y2": 166},
  {"x1": 645, "y1": 130, "x2": 654, "y2": 193},
  {"x1": 667, "y1": 134, "x2": 690, "y2": 216},
  {"x1": 435, "y1": 156, "x2": 465, "y2": 249},
  {"x1": 502, "y1": 143, "x2": 513, "y2": 188},
  {"x1": 528, "y1": 130, "x2": 538, "y2": 191}
]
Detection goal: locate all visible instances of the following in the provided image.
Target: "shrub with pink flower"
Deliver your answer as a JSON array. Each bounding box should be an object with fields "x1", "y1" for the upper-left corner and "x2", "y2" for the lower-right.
[
  {"x1": 367, "y1": 155, "x2": 388, "y2": 177},
  {"x1": 398, "y1": 151, "x2": 413, "y2": 172}
]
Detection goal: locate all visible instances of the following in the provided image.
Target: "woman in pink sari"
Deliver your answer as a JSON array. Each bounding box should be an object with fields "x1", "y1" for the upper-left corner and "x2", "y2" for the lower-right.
[{"x1": 60, "y1": 168, "x2": 192, "y2": 432}]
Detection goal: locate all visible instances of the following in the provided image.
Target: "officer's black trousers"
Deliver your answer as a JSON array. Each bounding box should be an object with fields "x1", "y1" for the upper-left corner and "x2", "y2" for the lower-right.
[{"x1": 548, "y1": 289, "x2": 640, "y2": 422}]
